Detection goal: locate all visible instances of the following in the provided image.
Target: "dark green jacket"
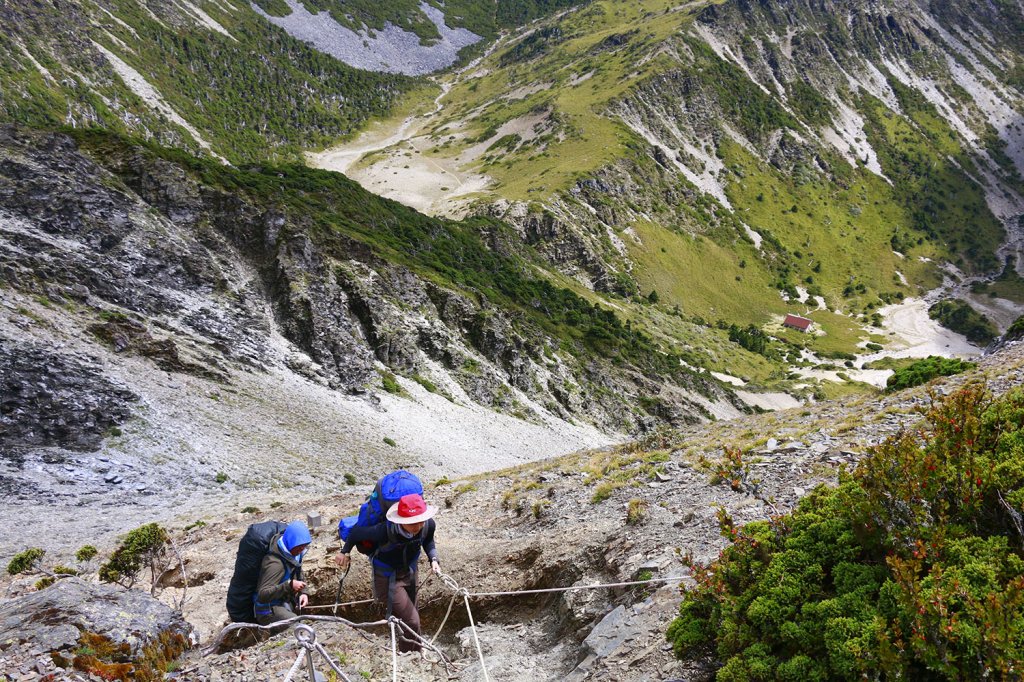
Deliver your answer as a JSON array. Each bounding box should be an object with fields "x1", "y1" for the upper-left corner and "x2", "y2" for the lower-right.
[{"x1": 255, "y1": 531, "x2": 306, "y2": 607}]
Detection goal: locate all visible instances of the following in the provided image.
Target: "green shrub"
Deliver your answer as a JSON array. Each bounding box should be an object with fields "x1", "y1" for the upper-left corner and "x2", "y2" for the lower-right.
[
  {"x1": 590, "y1": 482, "x2": 619, "y2": 503},
  {"x1": 669, "y1": 385, "x2": 1024, "y2": 679},
  {"x1": 344, "y1": 473, "x2": 357, "y2": 485},
  {"x1": 34, "y1": 576, "x2": 55, "y2": 590},
  {"x1": 928, "y1": 299, "x2": 998, "y2": 345},
  {"x1": 215, "y1": 472, "x2": 229, "y2": 484},
  {"x1": 886, "y1": 355, "x2": 975, "y2": 392},
  {"x1": 380, "y1": 371, "x2": 402, "y2": 394},
  {"x1": 412, "y1": 374, "x2": 439, "y2": 394},
  {"x1": 99, "y1": 523, "x2": 168, "y2": 589},
  {"x1": 75, "y1": 545, "x2": 98, "y2": 562},
  {"x1": 52, "y1": 565, "x2": 78, "y2": 575},
  {"x1": 383, "y1": 437, "x2": 397, "y2": 447},
  {"x1": 728, "y1": 324, "x2": 771, "y2": 356},
  {"x1": 7, "y1": 548, "x2": 44, "y2": 575},
  {"x1": 1005, "y1": 314, "x2": 1024, "y2": 343},
  {"x1": 241, "y1": 506, "x2": 260, "y2": 514},
  {"x1": 626, "y1": 498, "x2": 648, "y2": 525}
]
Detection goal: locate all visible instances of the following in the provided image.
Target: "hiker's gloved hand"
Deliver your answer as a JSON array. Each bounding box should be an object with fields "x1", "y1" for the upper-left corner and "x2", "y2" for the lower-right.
[
  {"x1": 431, "y1": 560, "x2": 441, "y2": 576},
  {"x1": 291, "y1": 579, "x2": 306, "y2": 592},
  {"x1": 334, "y1": 552, "x2": 351, "y2": 570},
  {"x1": 298, "y1": 594, "x2": 309, "y2": 609}
]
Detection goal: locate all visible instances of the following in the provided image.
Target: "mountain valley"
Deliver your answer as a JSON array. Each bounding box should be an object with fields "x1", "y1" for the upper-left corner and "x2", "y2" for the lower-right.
[{"x1": 1, "y1": 0, "x2": 1024, "y2": 678}]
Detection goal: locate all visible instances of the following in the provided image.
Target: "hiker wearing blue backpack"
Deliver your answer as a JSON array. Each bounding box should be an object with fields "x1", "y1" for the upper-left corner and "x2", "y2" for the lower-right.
[
  {"x1": 253, "y1": 520, "x2": 312, "y2": 626},
  {"x1": 335, "y1": 475, "x2": 440, "y2": 652}
]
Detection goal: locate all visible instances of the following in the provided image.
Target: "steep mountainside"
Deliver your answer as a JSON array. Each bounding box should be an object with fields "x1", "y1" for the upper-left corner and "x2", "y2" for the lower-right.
[
  {"x1": 0, "y1": 126, "x2": 742, "y2": 556},
  {"x1": 4, "y1": 1, "x2": 1024, "y2": 677},
  {"x1": 325, "y1": 0, "x2": 1024, "y2": 392},
  {"x1": 0, "y1": 0, "x2": 412, "y2": 162},
  {"x1": 0, "y1": 0, "x2": 581, "y2": 161}
]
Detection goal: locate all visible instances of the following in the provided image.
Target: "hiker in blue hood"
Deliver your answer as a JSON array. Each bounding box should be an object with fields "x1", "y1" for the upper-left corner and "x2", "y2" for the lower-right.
[{"x1": 254, "y1": 520, "x2": 311, "y2": 626}]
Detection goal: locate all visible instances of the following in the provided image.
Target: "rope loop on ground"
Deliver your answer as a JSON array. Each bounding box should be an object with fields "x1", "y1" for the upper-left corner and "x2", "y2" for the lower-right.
[
  {"x1": 429, "y1": 592, "x2": 458, "y2": 646},
  {"x1": 461, "y1": 590, "x2": 492, "y2": 682},
  {"x1": 435, "y1": 570, "x2": 491, "y2": 682},
  {"x1": 205, "y1": 615, "x2": 389, "y2": 656}
]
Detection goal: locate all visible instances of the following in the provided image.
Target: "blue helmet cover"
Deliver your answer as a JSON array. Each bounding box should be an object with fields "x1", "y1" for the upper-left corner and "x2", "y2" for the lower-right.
[{"x1": 282, "y1": 521, "x2": 312, "y2": 552}]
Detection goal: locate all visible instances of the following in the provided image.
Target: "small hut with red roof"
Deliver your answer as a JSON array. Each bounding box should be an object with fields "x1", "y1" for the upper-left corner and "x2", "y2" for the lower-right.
[{"x1": 783, "y1": 314, "x2": 813, "y2": 332}]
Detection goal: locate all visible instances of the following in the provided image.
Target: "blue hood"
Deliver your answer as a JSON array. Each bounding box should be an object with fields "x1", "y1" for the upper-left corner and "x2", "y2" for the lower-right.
[{"x1": 281, "y1": 521, "x2": 311, "y2": 553}]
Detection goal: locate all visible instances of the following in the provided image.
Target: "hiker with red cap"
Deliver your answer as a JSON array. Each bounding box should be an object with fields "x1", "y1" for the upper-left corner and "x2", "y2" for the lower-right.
[{"x1": 335, "y1": 492, "x2": 440, "y2": 651}]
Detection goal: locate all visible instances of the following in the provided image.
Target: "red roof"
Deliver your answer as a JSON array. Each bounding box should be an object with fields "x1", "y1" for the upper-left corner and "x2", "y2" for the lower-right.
[{"x1": 783, "y1": 314, "x2": 813, "y2": 331}]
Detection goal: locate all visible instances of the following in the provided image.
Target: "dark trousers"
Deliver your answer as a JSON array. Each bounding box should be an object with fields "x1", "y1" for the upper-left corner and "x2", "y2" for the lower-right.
[
  {"x1": 373, "y1": 570, "x2": 421, "y2": 652},
  {"x1": 255, "y1": 604, "x2": 296, "y2": 625}
]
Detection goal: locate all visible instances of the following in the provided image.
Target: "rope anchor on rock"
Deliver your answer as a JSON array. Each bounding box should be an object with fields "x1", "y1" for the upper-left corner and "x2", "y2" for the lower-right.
[{"x1": 283, "y1": 624, "x2": 352, "y2": 682}]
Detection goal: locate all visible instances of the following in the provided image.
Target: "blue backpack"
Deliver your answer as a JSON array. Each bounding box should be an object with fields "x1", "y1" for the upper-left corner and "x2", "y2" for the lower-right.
[{"x1": 338, "y1": 470, "x2": 423, "y2": 555}]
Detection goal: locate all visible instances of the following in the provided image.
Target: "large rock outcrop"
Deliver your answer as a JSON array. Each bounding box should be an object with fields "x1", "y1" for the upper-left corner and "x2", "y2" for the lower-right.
[{"x1": 0, "y1": 577, "x2": 192, "y2": 656}]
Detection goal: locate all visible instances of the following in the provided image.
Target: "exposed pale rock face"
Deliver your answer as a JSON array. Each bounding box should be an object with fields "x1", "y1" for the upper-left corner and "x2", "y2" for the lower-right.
[{"x1": 252, "y1": 0, "x2": 481, "y2": 76}]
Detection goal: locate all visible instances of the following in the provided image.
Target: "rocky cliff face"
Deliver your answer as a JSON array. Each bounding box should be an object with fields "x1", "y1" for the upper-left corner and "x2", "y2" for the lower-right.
[{"x1": 0, "y1": 126, "x2": 741, "y2": 557}]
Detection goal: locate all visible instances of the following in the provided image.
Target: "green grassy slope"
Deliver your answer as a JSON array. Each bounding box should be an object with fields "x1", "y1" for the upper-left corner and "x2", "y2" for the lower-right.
[
  {"x1": 0, "y1": 0, "x2": 414, "y2": 163},
  {"x1": 0, "y1": 0, "x2": 586, "y2": 164},
  {"x1": 408, "y1": 0, "x2": 1019, "y2": 376},
  {"x1": 429, "y1": 0, "x2": 697, "y2": 198}
]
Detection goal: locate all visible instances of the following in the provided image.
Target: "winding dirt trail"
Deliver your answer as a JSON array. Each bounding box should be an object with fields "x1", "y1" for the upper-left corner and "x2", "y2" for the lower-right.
[
  {"x1": 308, "y1": 79, "x2": 452, "y2": 176},
  {"x1": 306, "y1": 33, "x2": 513, "y2": 216}
]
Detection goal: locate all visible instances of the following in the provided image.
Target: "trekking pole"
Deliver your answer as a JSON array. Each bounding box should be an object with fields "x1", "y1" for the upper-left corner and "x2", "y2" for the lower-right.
[{"x1": 333, "y1": 564, "x2": 351, "y2": 617}]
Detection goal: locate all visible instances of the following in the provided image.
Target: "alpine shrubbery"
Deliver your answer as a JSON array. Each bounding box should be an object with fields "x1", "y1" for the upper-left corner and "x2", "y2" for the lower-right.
[
  {"x1": 928, "y1": 300, "x2": 999, "y2": 346},
  {"x1": 668, "y1": 385, "x2": 1024, "y2": 680},
  {"x1": 99, "y1": 523, "x2": 168, "y2": 591},
  {"x1": 886, "y1": 355, "x2": 976, "y2": 392}
]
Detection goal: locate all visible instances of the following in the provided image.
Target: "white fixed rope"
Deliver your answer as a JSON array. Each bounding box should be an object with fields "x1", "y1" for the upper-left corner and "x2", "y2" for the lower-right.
[{"x1": 236, "y1": 570, "x2": 688, "y2": 680}]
